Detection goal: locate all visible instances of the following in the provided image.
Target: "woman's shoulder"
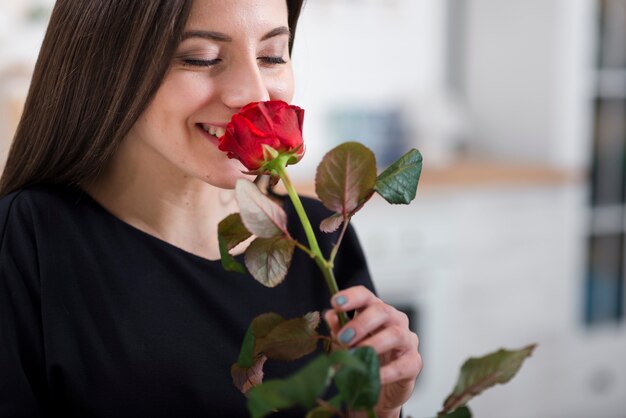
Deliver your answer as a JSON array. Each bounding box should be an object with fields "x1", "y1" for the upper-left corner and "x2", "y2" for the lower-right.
[
  {"x1": 1, "y1": 183, "x2": 80, "y2": 211},
  {"x1": 0, "y1": 184, "x2": 85, "y2": 233}
]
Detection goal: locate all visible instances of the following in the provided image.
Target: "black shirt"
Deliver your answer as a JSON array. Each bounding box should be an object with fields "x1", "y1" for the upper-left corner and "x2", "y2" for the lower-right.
[{"x1": 0, "y1": 185, "x2": 373, "y2": 417}]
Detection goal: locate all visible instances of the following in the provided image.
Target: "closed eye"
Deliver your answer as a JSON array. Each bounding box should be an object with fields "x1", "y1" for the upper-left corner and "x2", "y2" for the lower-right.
[
  {"x1": 182, "y1": 58, "x2": 221, "y2": 67},
  {"x1": 259, "y1": 56, "x2": 287, "y2": 65}
]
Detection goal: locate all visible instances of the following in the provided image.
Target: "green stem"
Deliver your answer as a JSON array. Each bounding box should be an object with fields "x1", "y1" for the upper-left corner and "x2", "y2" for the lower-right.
[{"x1": 276, "y1": 164, "x2": 349, "y2": 327}]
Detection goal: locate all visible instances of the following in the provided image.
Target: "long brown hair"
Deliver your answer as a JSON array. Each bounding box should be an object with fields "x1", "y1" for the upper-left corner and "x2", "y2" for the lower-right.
[{"x1": 0, "y1": 0, "x2": 306, "y2": 197}]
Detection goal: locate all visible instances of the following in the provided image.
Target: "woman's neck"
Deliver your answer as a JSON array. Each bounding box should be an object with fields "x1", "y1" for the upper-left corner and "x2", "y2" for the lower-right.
[{"x1": 83, "y1": 143, "x2": 240, "y2": 261}]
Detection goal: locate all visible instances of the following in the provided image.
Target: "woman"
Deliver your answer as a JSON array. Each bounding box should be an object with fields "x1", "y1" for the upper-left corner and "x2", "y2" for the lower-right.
[{"x1": 0, "y1": 1, "x2": 422, "y2": 417}]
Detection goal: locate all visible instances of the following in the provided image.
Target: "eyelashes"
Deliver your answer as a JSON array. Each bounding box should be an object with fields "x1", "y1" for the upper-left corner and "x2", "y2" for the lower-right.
[
  {"x1": 182, "y1": 58, "x2": 221, "y2": 67},
  {"x1": 259, "y1": 56, "x2": 287, "y2": 65},
  {"x1": 181, "y1": 56, "x2": 287, "y2": 67}
]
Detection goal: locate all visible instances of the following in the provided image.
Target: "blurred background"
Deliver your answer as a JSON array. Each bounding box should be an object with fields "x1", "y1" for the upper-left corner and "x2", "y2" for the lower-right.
[{"x1": 1, "y1": 0, "x2": 625, "y2": 417}]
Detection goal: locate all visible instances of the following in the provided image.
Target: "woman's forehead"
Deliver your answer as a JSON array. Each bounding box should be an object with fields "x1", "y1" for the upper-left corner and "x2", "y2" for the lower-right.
[{"x1": 185, "y1": 0, "x2": 289, "y2": 31}]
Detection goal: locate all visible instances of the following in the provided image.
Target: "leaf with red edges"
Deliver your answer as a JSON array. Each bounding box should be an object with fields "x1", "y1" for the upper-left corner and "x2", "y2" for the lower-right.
[
  {"x1": 244, "y1": 236, "x2": 295, "y2": 287},
  {"x1": 315, "y1": 142, "x2": 377, "y2": 218},
  {"x1": 236, "y1": 179, "x2": 288, "y2": 238}
]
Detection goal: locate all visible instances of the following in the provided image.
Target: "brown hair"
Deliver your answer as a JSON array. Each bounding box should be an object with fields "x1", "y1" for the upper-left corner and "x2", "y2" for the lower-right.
[{"x1": 0, "y1": 0, "x2": 306, "y2": 196}]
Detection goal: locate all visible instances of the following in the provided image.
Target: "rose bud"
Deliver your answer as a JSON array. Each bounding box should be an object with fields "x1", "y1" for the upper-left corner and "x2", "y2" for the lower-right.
[{"x1": 218, "y1": 100, "x2": 305, "y2": 172}]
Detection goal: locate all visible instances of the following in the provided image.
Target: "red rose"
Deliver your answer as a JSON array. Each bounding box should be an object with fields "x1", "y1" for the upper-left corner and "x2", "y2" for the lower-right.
[{"x1": 218, "y1": 100, "x2": 305, "y2": 172}]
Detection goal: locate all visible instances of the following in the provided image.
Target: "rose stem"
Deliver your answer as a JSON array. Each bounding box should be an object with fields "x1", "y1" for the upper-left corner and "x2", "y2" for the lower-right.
[{"x1": 276, "y1": 164, "x2": 349, "y2": 327}]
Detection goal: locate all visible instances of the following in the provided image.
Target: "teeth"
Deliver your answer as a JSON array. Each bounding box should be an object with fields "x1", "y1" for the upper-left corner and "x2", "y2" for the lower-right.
[{"x1": 201, "y1": 124, "x2": 225, "y2": 138}]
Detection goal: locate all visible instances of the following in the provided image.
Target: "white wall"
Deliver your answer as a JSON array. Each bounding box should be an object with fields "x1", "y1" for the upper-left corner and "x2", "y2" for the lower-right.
[
  {"x1": 463, "y1": 0, "x2": 595, "y2": 169},
  {"x1": 289, "y1": 0, "x2": 448, "y2": 176}
]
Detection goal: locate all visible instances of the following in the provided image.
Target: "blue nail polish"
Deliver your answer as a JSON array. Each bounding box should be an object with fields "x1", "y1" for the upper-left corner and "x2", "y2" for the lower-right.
[
  {"x1": 339, "y1": 328, "x2": 355, "y2": 344},
  {"x1": 335, "y1": 295, "x2": 348, "y2": 306}
]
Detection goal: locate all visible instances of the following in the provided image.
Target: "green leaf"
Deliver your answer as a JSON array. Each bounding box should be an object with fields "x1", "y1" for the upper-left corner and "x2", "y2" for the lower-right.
[
  {"x1": 315, "y1": 142, "x2": 377, "y2": 218},
  {"x1": 437, "y1": 406, "x2": 472, "y2": 418},
  {"x1": 236, "y1": 179, "x2": 289, "y2": 238},
  {"x1": 375, "y1": 148, "x2": 423, "y2": 204},
  {"x1": 305, "y1": 395, "x2": 343, "y2": 418},
  {"x1": 247, "y1": 354, "x2": 335, "y2": 418},
  {"x1": 244, "y1": 236, "x2": 295, "y2": 287},
  {"x1": 236, "y1": 325, "x2": 257, "y2": 368},
  {"x1": 218, "y1": 213, "x2": 252, "y2": 273},
  {"x1": 334, "y1": 346, "x2": 380, "y2": 410},
  {"x1": 439, "y1": 344, "x2": 537, "y2": 415},
  {"x1": 256, "y1": 312, "x2": 320, "y2": 361}
]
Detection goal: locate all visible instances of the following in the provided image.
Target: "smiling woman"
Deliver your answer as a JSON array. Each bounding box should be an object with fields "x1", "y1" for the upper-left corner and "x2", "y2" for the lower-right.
[{"x1": 0, "y1": 1, "x2": 421, "y2": 417}]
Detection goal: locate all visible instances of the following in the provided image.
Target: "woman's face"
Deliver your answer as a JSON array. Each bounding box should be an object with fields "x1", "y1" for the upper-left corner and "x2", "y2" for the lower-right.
[{"x1": 126, "y1": 0, "x2": 295, "y2": 189}]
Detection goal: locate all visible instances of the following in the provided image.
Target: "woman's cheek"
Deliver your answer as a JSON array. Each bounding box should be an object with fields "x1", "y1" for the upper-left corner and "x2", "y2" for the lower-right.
[{"x1": 268, "y1": 66, "x2": 295, "y2": 102}]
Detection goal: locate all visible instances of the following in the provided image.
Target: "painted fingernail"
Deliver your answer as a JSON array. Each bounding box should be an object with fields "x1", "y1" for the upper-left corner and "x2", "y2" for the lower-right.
[
  {"x1": 339, "y1": 328, "x2": 355, "y2": 344},
  {"x1": 335, "y1": 295, "x2": 348, "y2": 306}
]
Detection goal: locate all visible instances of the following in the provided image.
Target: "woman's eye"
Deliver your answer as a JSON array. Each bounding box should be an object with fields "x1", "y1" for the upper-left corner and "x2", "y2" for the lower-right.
[
  {"x1": 182, "y1": 58, "x2": 221, "y2": 67},
  {"x1": 259, "y1": 56, "x2": 287, "y2": 65}
]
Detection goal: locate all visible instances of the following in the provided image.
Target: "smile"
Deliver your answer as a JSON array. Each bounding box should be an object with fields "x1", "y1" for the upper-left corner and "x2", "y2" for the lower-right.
[{"x1": 199, "y1": 124, "x2": 226, "y2": 139}]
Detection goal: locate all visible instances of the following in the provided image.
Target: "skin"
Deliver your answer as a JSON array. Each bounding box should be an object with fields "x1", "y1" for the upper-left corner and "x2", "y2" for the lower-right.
[{"x1": 85, "y1": 0, "x2": 422, "y2": 416}]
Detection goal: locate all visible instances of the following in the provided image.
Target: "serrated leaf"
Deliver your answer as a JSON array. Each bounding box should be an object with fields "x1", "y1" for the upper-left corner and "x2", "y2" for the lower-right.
[
  {"x1": 315, "y1": 142, "x2": 377, "y2": 218},
  {"x1": 232, "y1": 325, "x2": 266, "y2": 395},
  {"x1": 319, "y1": 213, "x2": 343, "y2": 233},
  {"x1": 244, "y1": 236, "x2": 295, "y2": 287},
  {"x1": 247, "y1": 354, "x2": 336, "y2": 418},
  {"x1": 236, "y1": 179, "x2": 288, "y2": 238},
  {"x1": 437, "y1": 406, "x2": 472, "y2": 418},
  {"x1": 375, "y1": 148, "x2": 423, "y2": 204},
  {"x1": 218, "y1": 213, "x2": 251, "y2": 273},
  {"x1": 232, "y1": 355, "x2": 268, "y2": 395},
  {"x1": 257, "y1": 313, "x2": 320, "y2": 361},
  {"x1": 334, "y1": 346, "x2": 380, "y2": 410},
  {"x1": 252, "y1": 313, "x2": 286, "y2": 339},
  {"x1": 439, "y1": 344, "x2": 536, "y2": 415}
]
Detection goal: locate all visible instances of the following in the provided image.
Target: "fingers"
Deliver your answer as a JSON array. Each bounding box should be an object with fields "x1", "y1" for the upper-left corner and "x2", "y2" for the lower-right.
[
  {"x1": 327, "y1": 288, "x2": 410, "y2": 349},
  {"x1": 379, "y1": 349, "x2": 423, "y2": 385},
  {"x1": 358, "y1": 323, "x2": 419, "y2": 357},
  {"x1": 330, "y1": 285, "x2": 379, "y2": 313}
]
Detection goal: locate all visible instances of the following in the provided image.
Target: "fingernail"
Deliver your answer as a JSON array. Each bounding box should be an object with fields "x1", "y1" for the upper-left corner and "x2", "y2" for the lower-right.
[
  {"x1": 335, "y1": 295, "x2": 348, "y2": 306},
  {"x1": 339, "y1": 328, "x2": 355, "y2": 344}
]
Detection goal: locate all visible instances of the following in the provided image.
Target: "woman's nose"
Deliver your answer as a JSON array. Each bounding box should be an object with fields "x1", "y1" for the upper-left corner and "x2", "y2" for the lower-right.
[{"x1": 220, "y1": 59, "x2": 270, "y2": 110}]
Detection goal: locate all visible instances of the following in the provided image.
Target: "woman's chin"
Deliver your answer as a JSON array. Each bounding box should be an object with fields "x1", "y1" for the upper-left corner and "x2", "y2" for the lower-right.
[{"x1": 204, "y1": 164, "x2": 253, "y2": 189}]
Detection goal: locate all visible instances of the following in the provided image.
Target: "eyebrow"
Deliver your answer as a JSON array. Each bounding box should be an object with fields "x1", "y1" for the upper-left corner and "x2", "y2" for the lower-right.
[{"x1": 181, "y1": 26, "x2": 291, "y2": 43}]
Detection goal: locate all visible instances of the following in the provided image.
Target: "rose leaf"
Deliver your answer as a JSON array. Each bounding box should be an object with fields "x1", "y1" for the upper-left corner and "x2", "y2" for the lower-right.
[
  {"x1": 231, "y1": 355, "x2": 268, "y2": 395},
  {"x1": 315, "y1": 142, "x2": 377, "y2": 218},
  {"x1": 256, "y1": 312, "x2": 320, "y2": 361},
  {"x1": 251, "y1": 312, "x2": 286, "y2": 340},
  {"x1": 319, "y1": 213, "x2": 343, "y2": 234},
  {"x1": 218, "y1": 213, "x2": 252, "y2": 273},
  {"x1": 247, "y1": 354, "x2": 335, "y2": 418},
  {"x1": 244, "y1": 236, "x2": 295, "y2": 288},
  {"x1": 304, "y1": 395, "x2": 343, "y2": 418},
  {"x1": 334, "y1": 346, "x2": 381, "y2": 410},
  {"x1": 236, "y1": 179, "x2": 289, "y2": 238},
  {"x1": 439, "y1": 344, "x2": 537, "y2": 415},
  {"x1": 375, "y1": 148, "x2": 423, "y2": 204}
]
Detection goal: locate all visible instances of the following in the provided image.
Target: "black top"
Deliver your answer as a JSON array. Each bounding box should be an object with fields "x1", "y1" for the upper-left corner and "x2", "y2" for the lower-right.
[{"x1": 0, "y1": 185, "x2": 373, "y2": 417}]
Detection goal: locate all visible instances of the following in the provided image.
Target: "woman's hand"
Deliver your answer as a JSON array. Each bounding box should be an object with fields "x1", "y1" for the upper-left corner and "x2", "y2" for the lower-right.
[{"x1": 324, "y1": 285, "x2": 422, "y2": 418}]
